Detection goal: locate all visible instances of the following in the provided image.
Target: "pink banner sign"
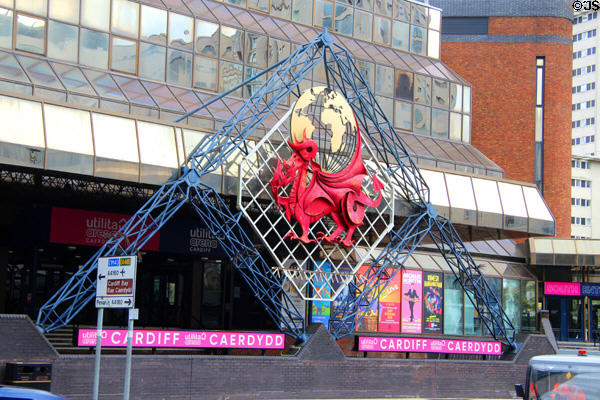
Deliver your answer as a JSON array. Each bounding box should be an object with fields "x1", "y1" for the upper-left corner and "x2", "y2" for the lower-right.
[
  {"x1": 358, "y1": 336, "x2": 502, "y2": 355},
  {"x1": 78, "y1": 329, "x2": 285, "y2": 349},
  {"x1": 545, "y1": 282, "x2": 581, "y2": 296}
]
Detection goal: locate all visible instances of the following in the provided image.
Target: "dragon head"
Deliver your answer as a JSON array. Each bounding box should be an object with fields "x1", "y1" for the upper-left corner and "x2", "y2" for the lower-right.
[{"x1": 289, "y1": 129, "x2": 318, "y2": 162}]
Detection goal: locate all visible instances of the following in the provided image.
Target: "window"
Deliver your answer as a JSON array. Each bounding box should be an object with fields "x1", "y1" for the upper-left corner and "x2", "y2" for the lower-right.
[{"x1": 16, "y1": 14, "x2": 45, "y2": 54}]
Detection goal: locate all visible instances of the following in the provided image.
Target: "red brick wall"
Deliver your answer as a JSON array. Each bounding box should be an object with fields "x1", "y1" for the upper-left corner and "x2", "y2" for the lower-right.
[{"x1": 440, "y1": 17, "x2": 572, "y2": 238}]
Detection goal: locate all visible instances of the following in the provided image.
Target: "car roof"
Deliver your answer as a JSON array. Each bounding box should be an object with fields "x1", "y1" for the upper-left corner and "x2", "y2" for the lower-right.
[
  {"x1": 530, "y1": 353, "x2": 600, "y2": 367},
  {"x1": 0, "y1": 385, "x2": 65, "y2": 400}
]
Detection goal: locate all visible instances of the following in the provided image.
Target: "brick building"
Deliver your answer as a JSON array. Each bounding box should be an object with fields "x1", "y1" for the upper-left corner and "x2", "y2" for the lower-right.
[{"x1": 430, "y1": 0, "x2": 573, "y2": 238}]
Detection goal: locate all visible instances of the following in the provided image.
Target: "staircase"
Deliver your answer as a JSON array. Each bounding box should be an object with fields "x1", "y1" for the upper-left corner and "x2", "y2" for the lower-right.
[{"x1": 44, "y1": 326, "x2": 90, "y2": 355}]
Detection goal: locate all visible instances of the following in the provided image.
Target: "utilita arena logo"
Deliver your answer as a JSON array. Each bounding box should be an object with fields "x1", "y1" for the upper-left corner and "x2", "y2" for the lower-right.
[
  {"x1": 85, "y1": 216, "x2": 128, "y2": 245},
  {"x1": 269, "y1": 87, "x2": 383, "y2": 247}
]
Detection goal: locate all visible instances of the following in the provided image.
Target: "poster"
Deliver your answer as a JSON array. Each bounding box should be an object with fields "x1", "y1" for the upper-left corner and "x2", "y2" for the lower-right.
[
  {"x1": 310, "y1": 261, "x2": 332, "y2": 326},
  {"x1": 401, "y1": 269, "x2": 422, "y2": 334},
  {"x1": 330, "y1": 265, "x2": 354, "y2": 331},
  {"x1": 356, "y1": 265, "x2": 379, "y2": 332},
  {"x1": 378, "y1": 268, "x2": 401, "y2": 332},
  {"x1": 423, "y1": 272, "x2": 443, "y2": 333}
]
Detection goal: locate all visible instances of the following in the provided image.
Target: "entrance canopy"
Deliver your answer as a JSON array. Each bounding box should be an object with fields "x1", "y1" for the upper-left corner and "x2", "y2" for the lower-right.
[{"x1": 529, "y1": 238, "x2": 600, "y2": 266}]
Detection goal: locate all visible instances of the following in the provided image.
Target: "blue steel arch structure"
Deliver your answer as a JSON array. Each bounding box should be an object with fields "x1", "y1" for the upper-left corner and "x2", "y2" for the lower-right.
[{"x1": 36, "y1": 31, "x2": 516, "y2": 349}]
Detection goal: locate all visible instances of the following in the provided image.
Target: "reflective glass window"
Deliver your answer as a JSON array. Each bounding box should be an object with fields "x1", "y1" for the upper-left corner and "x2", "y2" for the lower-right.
[
  {"x1": 394, "y1": 100, "x2": 411, "y2": 131},
  {"x1": 16, "y1": 0, "x2": 46, "y2": 16},
  {"x1": 374, "y1": 0, "x2": 392, "y2": 17},
  {"x1": 220, "y1": 26, "x2": 243, "y2": 63},
  {"x1": 376, "y1": 95, "x2": 393, "y2": 119},
  {"x1": 412, "y1": 3, "x2": 427, "y2": 27},
  {"x1": 111, "y1": 36, "x2": 137, "y2": 74},
  {"x1": 44, "y1": 104, "x2": 93, "y2": 155},
  {"x1": 449, "y1": 112, "x2": 461, "y2": 140},
  {"x1": 392, "y1": 20, "x2": 409, "y2": 51},
  {"x1": 394, "y1": 0, "x2": 410, "y2": 21},
  {"x1": 375, "y1": 65, "x2": 394, "y2": 97},
  {"x1": 292, "y1": 0, "x2": 312, "y2": 24},
  {"x1": 356, "y1": 59, "x2": 375, "y2": 90},
  {"x1": 139, "y1": 43, "x2": 166, "y2": 81},
  {"x1": 0, "y1": 8, "x2": 13, "y2": 49},
  {"x1": 248, "y1": 0, "x2": 268, "y2": 12},
  {"x1": 444, "y1": 273, "x2": 464, "y2": 335},
  {"x1": 81, "y1": 0, "x2": 110, "y2": 32},
  {"x1": 0, "y1": 95, "x2": 44, "y2": 147},
  {"x1": 51, "y1": 63, "x2": 95, "y2": 96},
  {"x1": 521, "y1": 280, "x2": 536, "y2": 332},
  {"x1": 141, "y1": 5, "x2": 166, "y2": 45},
  {"x1": 245, "y1": 33, "x2": 267, "y2": 69},
  {"x1": 463, "y1": 86, "x2": 471, "y2": 113},
  {"x1": 17, "y1": 56, "x2": 63, "y2": 90},
  {"x1": 137, "y1": 121, "x2": 178, "y2": 168},
  {"x1": 49, "y1": 0, "x2": 79, "y2": 24},
  {"x1": 432, "y1": 79, "x2": 449, "y2": 108},
  {"x1": 335, "y1": 3, "x2": 353, "y2": 36},
  {"x1": 244, "y1": 66, "x2": 264, "y2": 98},
  {"x1": 414, "y1": 74, "x2": 431, "y2": 105},
  {"x1": 169, "y1": 12, "x2": 193, "y2": 50},
  {"x1": 523, "y1": 186, "x2": 553, "y2": 221},
  {"x1": 428, "y1": 29, "x2": 440, "y2": 59},
  {"x1": 354, "y1": 9, "x2": 372, "y2": 41},
  {"x1": 195, "y1": 20, "x2": 218, "y2": 58},
  {"x1": 503, "y1": 279, "x2": 521, "y2": 332},
  {"x1": 410, "y1": 25, "x2": 426, "y2": 56},
  {"x1": 462, "y1": 114, "x2": 470, "y2": 142},
  {"x1": 394, "y1": 70, "x2": 413, "y2": 101},
  {"x1": 420, "y1": 169, "x2": 449, "y2": 208},
  {"x1": 271, "y1": 0, "x2": 291, "y2": 19},
  {"x1": 429, "y1": 8, "x2": 441, "y2": 30},
  {"x1": 92, "y1": 113, "x2": 138, "y2": 162},
  {"x1": 16, "y1": 14, "x2": 45, "y2": 54},
  {"x1": 413, "y1": 104, "x2": 430, "y2": 135},
  {"x1": 431, "y1": 108, "x2": 449, "y2": 139},
  {"x1": 315, "y1": 0, "x2": 333, "y2": 29},
  {"x1": 167, "y1": 49, "x2": 192, "y2": 86},
  {"x1": 268, "y1": 38, "x2": 290, "y2": 65},
  {"x1": 194, "y1": 55, "x2": 217, "y2": 91},
  {"x1": 472, "y1": 177, "x2": 502, "y2": 214},
  {"x1": 112, "y1": 0, "x2": 139, "y2": 38},
  {"x1": 85, "y1": 70, "x2": 126, "y2": 101},
  {"x1": 220, "y1": 61, "x2": 242, "y2": 97},
  {"x1": 373, "y1": 16, "x2": 391, "y2": 45},
  {"x1": 225, "y1": 0, "x2": 246, "y2": 6},
  {"x1": 182, "y1": 128, "x2": 208, "y2": 160},
  {"x1": 464, "y1": 291, "x2": 483, "y2": 335},
  {"x1": 445, "y1": 173, "x2": 475, "y2": 212},
  {"x1": 47, "y1": 21, "x2": 78, "y2": 63},
  {"x1": 80, "y1": 28, "x2": 109, "y2": 69},
  {"x1": 450, "y1": 83, "x2": 462, "y2": 112},
  {"x1": 142, "y1": 82, "x2": 182, "y2": 111},
  {"x1": 356, "y1": 0, "x2": 372, "y2": 11},
  {"x1": 114, "y1": 76, "x2": 155, "y2": 107}
]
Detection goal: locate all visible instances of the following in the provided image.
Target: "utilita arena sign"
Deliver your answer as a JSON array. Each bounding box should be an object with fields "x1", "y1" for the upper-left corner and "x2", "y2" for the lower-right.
[
  {"x1": 358, "y1": 336, "x2": 502, "y2": 355},
  {"x1": 78, "y1": 329, "x2": 285, "y2": 349}
]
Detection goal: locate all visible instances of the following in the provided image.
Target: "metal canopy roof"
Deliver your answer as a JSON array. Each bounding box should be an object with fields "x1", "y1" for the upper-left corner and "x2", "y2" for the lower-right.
[{"x1": 529, "y1": 238, "x2": 600, "y2": 266}]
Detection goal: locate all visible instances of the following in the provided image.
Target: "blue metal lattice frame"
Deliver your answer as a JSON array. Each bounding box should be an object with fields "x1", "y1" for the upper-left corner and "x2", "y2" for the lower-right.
[{"x1": 37, "y1": 31, "x2": 515, "y2": 349}]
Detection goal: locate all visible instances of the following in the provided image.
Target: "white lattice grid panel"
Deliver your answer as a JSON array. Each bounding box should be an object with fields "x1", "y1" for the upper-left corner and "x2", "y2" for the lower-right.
[{"x1": 237, "y1": 107, "x2": 395, "y2": 301}]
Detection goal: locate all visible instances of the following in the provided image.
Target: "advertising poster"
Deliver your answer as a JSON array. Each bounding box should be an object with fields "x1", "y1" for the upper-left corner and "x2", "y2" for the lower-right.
[
  {"x1": 377, "y1": 268, "x2": 401, "y2": 332},
  {"x1": 423, "y1": 272, "x2": 443, "y2": 333},
  {"x1": 401, "y1": 269, "x2": 422, "y2": 334},
  {"x1": 330, "y1": 265, "x2": 354, "y2": 331},
  {"x1": 310, "y1": 261, "x2": 332, "y2": 326},
  {"x1": 356, "y1": 265, "x2": 379, "y2": 332}
]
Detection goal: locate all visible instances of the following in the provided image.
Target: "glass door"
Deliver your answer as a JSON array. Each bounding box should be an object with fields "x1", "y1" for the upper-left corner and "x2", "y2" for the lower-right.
[
  {"x1": 568, "y1": 298, "x2": 584, "y2": 341},
  {"x1": 591, "y1": 299, "x2": 600, "y2": 343}
]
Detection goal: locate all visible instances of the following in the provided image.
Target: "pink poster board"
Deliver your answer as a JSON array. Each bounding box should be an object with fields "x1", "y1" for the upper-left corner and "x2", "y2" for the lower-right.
[
  {"x1": 358, "y1": 336, "x2": 502, "y2": 355},
  {"x1": 378, "y1": 269, "x2": 401, "y2": 332},
  {"x1": 544, "y1": 282, "x2": 581, "y2": 296},
  {"x1": 401, "y1": 269, "x2": 422, "y2": 333},
  {"x1": 78, "y1": 329, "x2": 285, "y2": 349}
]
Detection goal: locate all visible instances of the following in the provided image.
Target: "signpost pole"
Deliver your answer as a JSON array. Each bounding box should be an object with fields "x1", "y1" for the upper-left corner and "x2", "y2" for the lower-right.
[
  {"x1": 123, "y1": 308, "x2": 136, "y2": 400},
  {"x1": 92, "y1": 307, "x2": 103, "y2": 400}
]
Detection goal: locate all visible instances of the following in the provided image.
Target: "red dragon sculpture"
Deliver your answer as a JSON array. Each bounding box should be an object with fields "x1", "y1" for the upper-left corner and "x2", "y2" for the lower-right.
[{"x1": 269, "y1": 116, "x2": 384, "y2": 247}]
